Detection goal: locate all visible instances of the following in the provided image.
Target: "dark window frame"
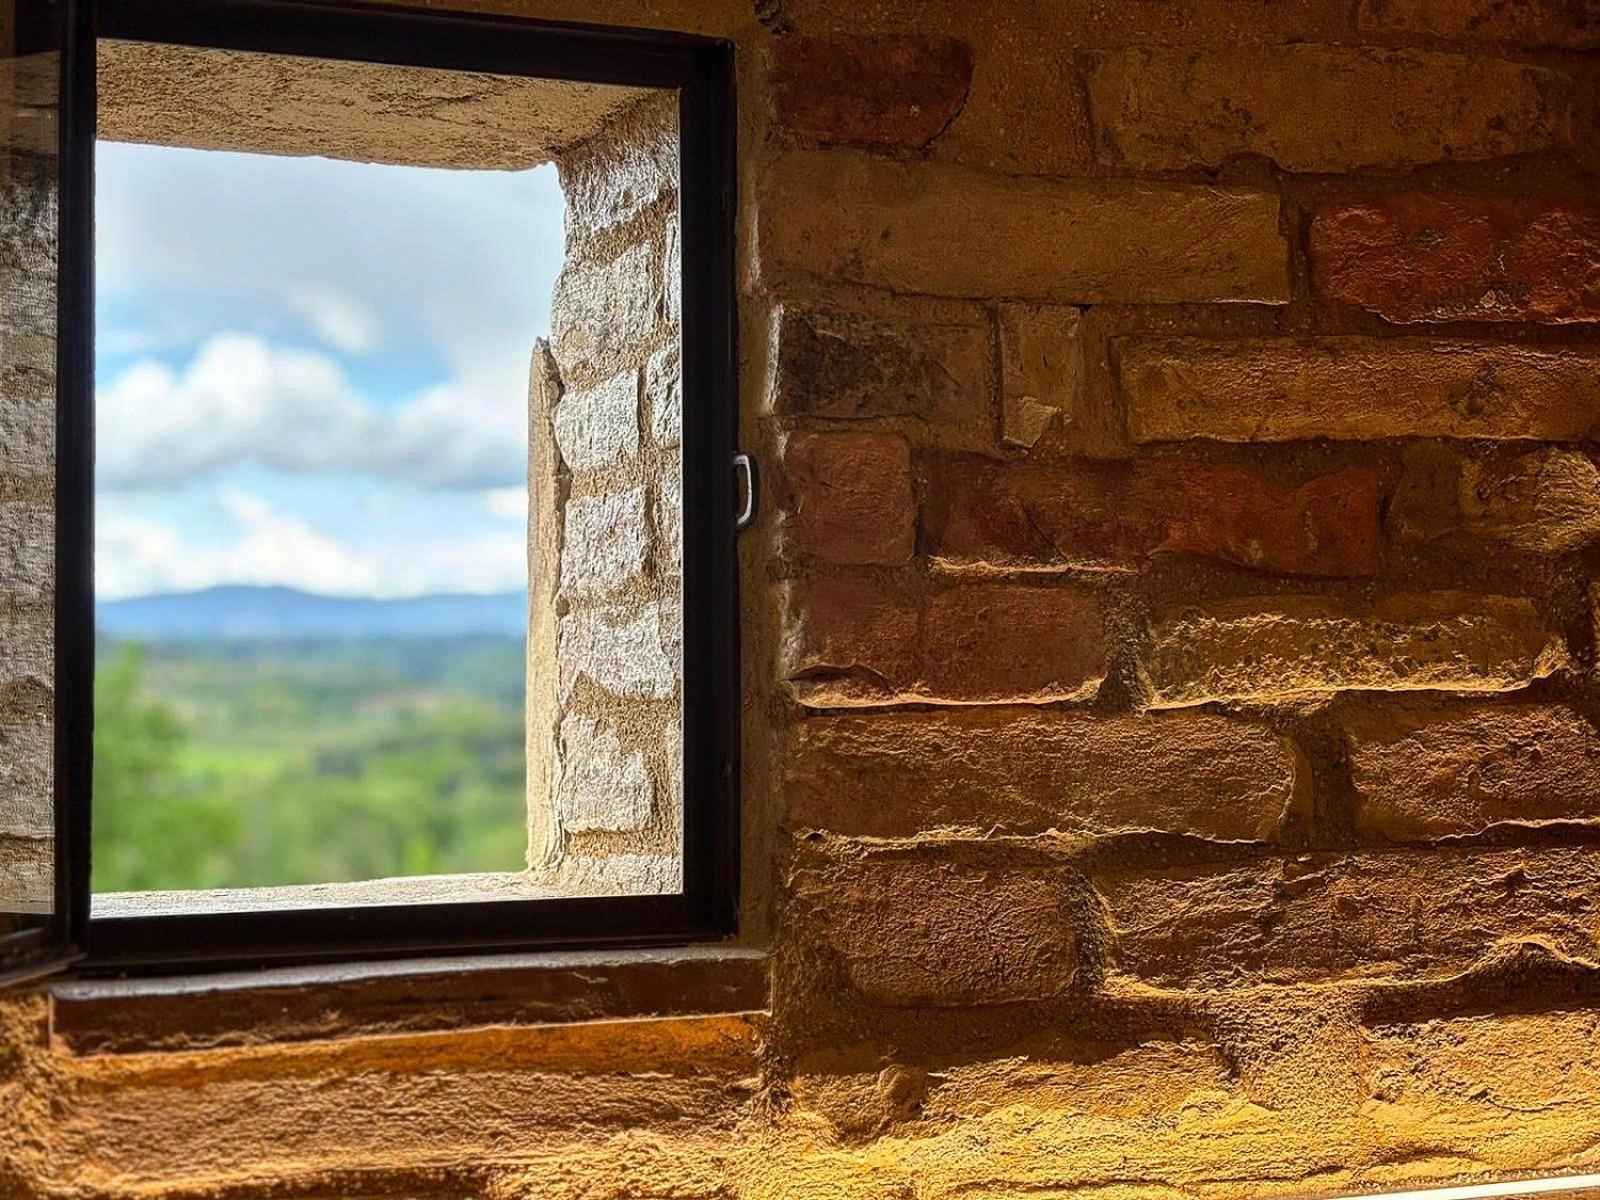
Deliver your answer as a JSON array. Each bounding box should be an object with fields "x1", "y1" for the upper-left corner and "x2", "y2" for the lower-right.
[{"x1": 12, "y1": 0, "x2": 740, "y2": 979}]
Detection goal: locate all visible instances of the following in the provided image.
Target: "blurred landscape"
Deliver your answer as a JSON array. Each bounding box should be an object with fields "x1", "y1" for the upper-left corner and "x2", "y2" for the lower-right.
[{"x1": 92, "y1": 587, "x2": 528, "y2": 894}]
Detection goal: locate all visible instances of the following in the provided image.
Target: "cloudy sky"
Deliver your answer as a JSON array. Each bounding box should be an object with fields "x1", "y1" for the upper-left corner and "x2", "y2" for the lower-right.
[{"x1": 95, "y1": 141, "x2": 564, "y2": 600}]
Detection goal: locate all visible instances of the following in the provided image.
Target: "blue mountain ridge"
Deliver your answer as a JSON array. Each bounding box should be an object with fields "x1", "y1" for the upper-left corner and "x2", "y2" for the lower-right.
[{"x1": 97, "y1": 585, "x2": 527, "y2": 641}]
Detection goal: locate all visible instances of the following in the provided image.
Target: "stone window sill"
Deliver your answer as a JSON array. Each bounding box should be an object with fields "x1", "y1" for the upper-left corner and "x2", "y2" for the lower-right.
[{"x1": 47, "y1": 945, "x2": 768, "y2": 1056}]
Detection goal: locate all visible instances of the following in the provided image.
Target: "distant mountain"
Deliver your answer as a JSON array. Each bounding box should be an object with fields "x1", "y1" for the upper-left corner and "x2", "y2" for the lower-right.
[{"x1": 98, "y1": 585, "x2": 526, "y2": 641}]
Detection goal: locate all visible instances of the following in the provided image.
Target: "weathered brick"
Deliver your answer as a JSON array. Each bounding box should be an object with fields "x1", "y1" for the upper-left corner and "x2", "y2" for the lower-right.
[
  {"x1": 999, "y1": 304, "x2": 1080, "y2": 450},
  {"x1": 560, "y1": 487, "x2": 649, "y2": 600},
  {"x1": 552, "y1": 369, "x2": 639, "y2": 472},
  {"x1": 786, "y1": 708, "x2": 1299, "y2": 840},
  {"x1": 762, "y1": 150, "x2": 1289, "y2": 304},
  {"x1": 1087, "y1": 46, "x2": 1572, "y2": 172},
  {"x1": 769, "y1": 301, "x2": 990, "y2": 428},
  {"x1": 1142, "y1": 592, "x2": 1568, "y2": 708},
  {"x1": 781, "y1": 577, "x2": 921, "y2": 708},
  {"x1": 922, "y1": 585, "x2": 1106, "y2": 704},
  {"x1": 555, "y1": 714, "x2": 653, "y2": 833},
  {"x1": 793, "y1": 852, "x2": 1080, "y2": 1005},
  {"x1": 780, "y1": 432, "x2": 915, "y2": 566},
  {"x1": 1347, "y1": 700, "x2": 1600, "y2": 840},
  {"x1": 1358, "y1": 0, "x2": 1600, "y2": 48},
  {"x1": 926, "y1": 455, "x2": 1381, "y2": 578},
  {"x1": 771, "y1": 35, "x2": 973, "y2": 150},
  {"x1": 1461, "y1": 447, "x2": 1600, "y2": 553},
  {"x1": 1120, "y1": 337, "x2": 1600, "y2": 443},
  {"x1": 781, "y1": 579, "x2": 1105, "y2": 708},
  {"x1": 1099, "y1": 848, "x2": 1600, "y2": 989},
  {"x1": 1312, "y1": 196, "x2": 1600, "y2": 325},
  {"x1": 558, "y1": 602, "x2": 677, "y2": 702}
]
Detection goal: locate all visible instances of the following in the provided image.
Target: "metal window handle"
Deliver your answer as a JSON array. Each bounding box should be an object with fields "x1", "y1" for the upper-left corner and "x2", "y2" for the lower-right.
[{"x1": 734, "y1": 452, "x2": 758, "y2": 530}]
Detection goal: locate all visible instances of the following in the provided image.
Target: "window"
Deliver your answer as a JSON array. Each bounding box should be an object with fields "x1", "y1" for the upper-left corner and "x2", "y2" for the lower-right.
[{"x1": 0, "y1": 0, "x2": 738, "y2": 981}]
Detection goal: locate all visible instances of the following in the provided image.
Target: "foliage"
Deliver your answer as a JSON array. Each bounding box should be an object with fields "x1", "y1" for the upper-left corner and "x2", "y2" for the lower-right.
[{"x1": 90, "y1": 637, "x2": 528, "y2": 893}]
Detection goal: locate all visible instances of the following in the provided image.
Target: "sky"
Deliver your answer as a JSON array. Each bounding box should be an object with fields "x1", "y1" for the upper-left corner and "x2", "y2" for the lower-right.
[{"x1": 94, "y1": 141, "x2": 565, "y2": 601}]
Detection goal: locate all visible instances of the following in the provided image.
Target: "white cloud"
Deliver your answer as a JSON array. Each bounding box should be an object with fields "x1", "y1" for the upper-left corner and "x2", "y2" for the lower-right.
[
  {"x1": 97, "y1": 332, "x2": 527, "y2": 491},
  {"x1": 481, "y1": 487, "x2": 528, "y2": 520},
  {"x1": 97, "y1": 488, "x2": 526, "y2": 600},
  {"x1": 286, "y1": 285, "x2": 383, "y2": 355}
]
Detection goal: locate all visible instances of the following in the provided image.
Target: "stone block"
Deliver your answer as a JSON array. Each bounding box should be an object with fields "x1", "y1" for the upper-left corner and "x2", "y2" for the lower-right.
[
  {"x1": 555, "y1": 713, "x2": 652, "y2": 833},
  {"x1": 552, "y1": 369, "x2": 639, "y2": 473},
  {"x1": 560, "y1": 487, "x2": 649, "y2": 600},
  {"x1": 780, "y1": 431, "x2": 915, "y2": 566}
]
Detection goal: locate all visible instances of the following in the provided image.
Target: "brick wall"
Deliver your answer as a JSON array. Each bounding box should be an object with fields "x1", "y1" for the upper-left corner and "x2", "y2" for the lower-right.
[{"x1": 6, "y1": 0, "x2": 1600, "y2": 1197}]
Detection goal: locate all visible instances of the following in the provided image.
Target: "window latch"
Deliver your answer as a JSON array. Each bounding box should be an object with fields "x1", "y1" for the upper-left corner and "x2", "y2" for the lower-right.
[{"x1": 733, "y1": 452, "x2": 758, "y2": 531}]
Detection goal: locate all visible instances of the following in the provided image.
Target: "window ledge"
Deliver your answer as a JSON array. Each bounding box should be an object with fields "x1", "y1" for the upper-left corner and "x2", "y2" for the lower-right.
[{"x1": 47, "y1": 945, "x2": 768, "y2": 1056}]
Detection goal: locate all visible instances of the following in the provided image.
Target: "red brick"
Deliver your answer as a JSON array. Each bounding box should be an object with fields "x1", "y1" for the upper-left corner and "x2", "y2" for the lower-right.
[
  {"x1": 1098, "y1": 848, "x2": 1600, "y2": 989},
  {"x1": 1358, "y1": 0, "x2": 1600, "y2": 48},
  {"x1": 781, "y1": 577, "x2": 920, "y2": 708},
  {"x1": 772, "y1": 35, "x2": 974, "y2": 150},
  {"x1": 1346, "y1": 700, "x2": 1600, "y2": 840},
  {"x1": 926, "y1": 455, "x2": 1381, "y2": 578},
  {"x1": 781, "y1": 432, "x2": 915, "y2": 566},
  {"x1": 922, "y1": 585, "x2": 1105, "y2": 704},
  {"x1": 1312, "y1": 195, "x2": 1600, "y2": 325},
  {"x1": 1120, "y1": 337, "x2": 1600, "y2": 443},
  {"x1": 793, "y1": 850, "x2": 1081, "y2": 1006},
  {"x1": 781, "y1": 579, "x2": 1106, "y2": 708},
  {"x1": 786, "y1": 708, "x2": 1300, "y2": 841}
]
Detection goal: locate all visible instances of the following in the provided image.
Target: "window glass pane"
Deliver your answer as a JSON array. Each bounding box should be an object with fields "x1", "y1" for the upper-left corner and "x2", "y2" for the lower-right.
[
  {"x1": 90, "y1": 42, "x2": 683, "y2": 915},
  {"x1": 0, "y1": 12, "x2": 57, "y2": 931}
]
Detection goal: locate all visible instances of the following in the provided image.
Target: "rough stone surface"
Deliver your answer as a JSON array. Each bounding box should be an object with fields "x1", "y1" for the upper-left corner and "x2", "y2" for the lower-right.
[
  {"x1": 646, "y1": 344, "x2": 680, "y2": 448},
  {"x1": 1142, "y1": 592, "x2": 1569, "y2": 708},
  {"x1": 762, "y1": 150, "x2": 1290, "y2": 304},
  {"x1": 1099, "y1": 849, "x2": 1600, "y2": 989},
  {"x1": 793, "y1": 852, "x2": 1080, "y2": 1006},
  {"x1": 781, "y1": 580, "x2": 1106, "y2": 707},
  {"x1": 1121, "y1": 337, "x2": 1600, "y2": 443},
  {"x1": 0, "y1": 503, "x2": 50, "y2": 603},
  {"x1": 787, "y1": 708, "x2": 1298, "y2": 840},
  {"x1": 657, "y1": 461, "x2": 682, "y2": 573},
  {"x1": 0, "y1": 719, "x2": 51, "y2": 838},
  {"x1": 771, "y1": 35, "x2": 974, "y2": 150},
  {"x1": 558, "y1": 93, "x2": 678, "y2": 248},
  {"x1": 551, "y1": 240, "x2": 663, "y2": 386},
  {"x1": 927, "y1": 455, "x2": 1382, "y2": 577},
  {"x1": 555, "y1": 714, "x2": 653, "y2": 833},
  {"x1": 1460, "y1": 447, "x2": 1600, "y2": 553},
  {"x1": 0, "y1": 333, "x2": 53, "y2": 477},
  {"x1": 780, "y1": 431, "x2": 915, "y2": 566},
  {"x1": 558, "y1": 602, "x2": 676, "y2": 702},
  {"x1": 1347, "y1": 701, "x2": 1600, "y2": 840},
  {"x1": 1312, "y1": 195, "x2": 1600, "y2": 325},
  {"x1": 553, "y1": 370, "x2": 639, "y2": 472},
  {"x1": 1357, "y1": 0, "x2": 1600, "y2": 48},
  {"x1": 559, "y1": 487, "x2": 649, "y2": 600},
  {"x1": 1087, "y1": 46, "x2": 1573, "y2": 172},
  {"x1": 769, "y1": 302, "x2": 990, "y2": 428},
  {"x1": 999, "y1": 304, "x2": 1079, "y2": 449}
]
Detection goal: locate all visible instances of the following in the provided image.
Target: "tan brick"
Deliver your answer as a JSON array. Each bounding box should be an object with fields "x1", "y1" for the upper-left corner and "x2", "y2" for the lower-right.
[
  {"x1": 1120, "y1": 337, "x2": 1600, "y2": 443},
  {"x1": 771, "y1": 35, "x2": 973, "y2": 150},
  {"x1": 1312, "y1": 195, "x2": 1600, "y2": 325},
  {"x1": 1087, "y1": 46, "x2": 1572, "y2": 172},
  {"x1": 1099, "y1": 848, "x2": 1600, "y2": 989},
  {"x1": 1347, "y1": 700, "x2": 1600, "y2": 840},
  {"x1": 781, "y1": 579, "x2": 1105, "y2": 708},
  {"x1": 922, "y1": 585, "x2": 1106, "y2": 704},
  {"x1": 926, "y1": 454, "x2": 1382, "y2": 578},
  {"x1": 793, "y1": 851, "x2": 1080, "y2": 1005},
  {"x1": 786, "y1": 708, "x2": 1299, "y2": 840},
  {"x1": 769, "y1": 301, "x2": 991, "y2": 429},
  {"x1": 762, "y1": 150, "x2": 1289, "y2": 304},
  {"x1": 1358, "y1": 0, "x2": 1600, "y2": 48},
  {"x1": 780, "y1": 432, "x2": 915, "y2": 566},
  {"x1": 1142, "y1": 592, "x2": 1568, "y2": 708},
  {"x1": 1460, "y1": 447, "x2": 1600, "y2": 553},
  {"x1": 999, "y1": 304, "x2": 1080, "y2": 450}
]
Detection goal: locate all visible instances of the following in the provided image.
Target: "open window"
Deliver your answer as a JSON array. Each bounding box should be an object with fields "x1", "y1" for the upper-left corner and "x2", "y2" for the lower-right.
[{"x1": 0, "y1": 0, "x2": 738, "y2": 981}]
